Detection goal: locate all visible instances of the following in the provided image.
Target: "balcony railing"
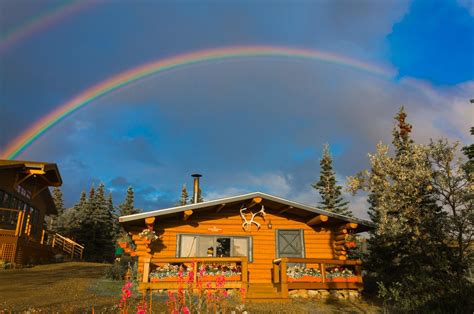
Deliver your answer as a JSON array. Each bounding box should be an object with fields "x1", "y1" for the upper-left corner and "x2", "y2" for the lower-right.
[
  {"x1": 273, "y1": 258, "x2": 363, "y2": 297},
  {"x1": 141, "y1": 257, "x2": 248, "y2": 291}
]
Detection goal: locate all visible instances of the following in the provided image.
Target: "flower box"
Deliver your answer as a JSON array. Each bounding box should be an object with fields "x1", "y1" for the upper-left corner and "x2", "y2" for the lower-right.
[
  {"x1": 200, "y1": 274, "x2": 241, "y2": 281},
  {"x1": 326, "y1": 276, "x2": 359, "y2": 282},
  {"x1": 288, "y1": 276, "x2": 323, "y2": 282},
  {"x1": 150, "y1": 277, "x2": 181, "y2": 282}
]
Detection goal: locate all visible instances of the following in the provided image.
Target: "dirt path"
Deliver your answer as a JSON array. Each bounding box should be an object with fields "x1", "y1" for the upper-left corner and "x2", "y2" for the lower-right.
[{"x1": 0, "y1": 262, "x2": 117, "y2": 312}]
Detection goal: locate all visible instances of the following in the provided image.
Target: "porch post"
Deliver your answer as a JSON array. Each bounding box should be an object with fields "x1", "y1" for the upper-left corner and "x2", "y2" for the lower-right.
[
  {"x1": 273, "y1": 262, "x2": 280, "y2": 283},
  {"x1": 143, "y1": 257, "x2": 151, "y2": 283},
  {"x1": 280, "y1": 257, "x2": 288, "y2": 298},
  {"x1": 241, "y1": 257, "x2": 248, "y2": 291}
]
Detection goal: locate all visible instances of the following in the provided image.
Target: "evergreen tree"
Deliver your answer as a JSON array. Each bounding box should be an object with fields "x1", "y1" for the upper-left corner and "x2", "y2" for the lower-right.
[
  {"x1": 429, "y1": 139, "x2": 474, "y2": 280},
  {"x1": 50, "y1": 187, "x2": 65, "y2": 232},
  {"x1": 462, "y1": 126, "x2": 474, "y2": 174},
  {"x1": 52, "y1": 187, "x2": 65, "y2": 216},
  {"x1": 312, "y1": 144, "x2": 351, "y2": 216},
  {"x1": 180, "y1": 184, "x2": 189, "y2": 205},
  {"x1": 197, "y1": 187, "x2": 204, "y2": 203},
  {"x1": 118, "y1": 186, "x2": 141, "y2": 216},
  {"x1": 108, "y1": 192, "x2": 121, "y2": 243},
  {"x1": 347, "y1": 107, "x2": 464, "y2": 312}
]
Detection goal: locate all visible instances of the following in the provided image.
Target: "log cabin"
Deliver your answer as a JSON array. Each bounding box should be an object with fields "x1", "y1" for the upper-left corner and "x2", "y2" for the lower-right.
[
  {"x1": 0, "y1": 160, "x2": 83, "y2": 265},
  {"x1": 119, "y1": 175, "x2": 374, "y2": 300}
]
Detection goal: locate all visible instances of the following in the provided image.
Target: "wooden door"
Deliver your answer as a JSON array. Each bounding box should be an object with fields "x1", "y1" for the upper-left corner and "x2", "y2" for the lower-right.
[{"x1": 276, "y1": 229, "x2": 304, "y2": 258}]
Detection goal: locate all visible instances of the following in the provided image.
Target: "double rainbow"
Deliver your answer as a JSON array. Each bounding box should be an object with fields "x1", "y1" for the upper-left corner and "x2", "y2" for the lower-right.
[{"x1": 1, "y1": 45, "x2": 392, "y2": 159}]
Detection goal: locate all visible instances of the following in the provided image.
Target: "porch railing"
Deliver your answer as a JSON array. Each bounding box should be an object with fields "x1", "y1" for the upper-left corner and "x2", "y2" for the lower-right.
[
  {"x1": 49, "y1": 232, "x2": 84, "y2": 260},
  {"x1": 273, "y1": 258, "x2": 363, "y2": 297},
  {"x1": 141, "y1": 257, "x2": 248, "y2": 290}
]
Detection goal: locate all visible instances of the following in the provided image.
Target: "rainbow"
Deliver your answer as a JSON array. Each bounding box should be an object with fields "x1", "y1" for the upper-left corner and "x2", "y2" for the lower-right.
[
  {"x1": 0, "y1": 0, "x2": 93, "y2": 54},
  {"x1": 1, "y1": 45, "x2": 393, "y2": 159}
]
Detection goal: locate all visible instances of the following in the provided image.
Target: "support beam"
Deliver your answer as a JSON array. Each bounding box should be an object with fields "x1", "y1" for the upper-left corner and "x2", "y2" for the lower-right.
[
  {"x1": 31, "y1": 185, "x2": 48, "y2": 199},
  {"x1": 215, "y1": 204, "x2": 226, "y2": 213},
  {"x1": 306, "y1": 214, "x2": 329, "y2": 226},
  {"x1": 339, "y1": 222, "x2": 358, "y2": 230},
  {"x1": 15, "y1": 173, "x2": 33, "y2": 187},
  {"x1": 145, "y1": 217, "x2": 155, "y2": 225},
  {"x1": 245, "y1": 197, "x2": 262, "y2": 210},
  {"x1": 183, "y1": 210, "x2": 193, "y2": 221},
  {"x1": 279, "y1": 206, "x2": 293, "y2": 214}
]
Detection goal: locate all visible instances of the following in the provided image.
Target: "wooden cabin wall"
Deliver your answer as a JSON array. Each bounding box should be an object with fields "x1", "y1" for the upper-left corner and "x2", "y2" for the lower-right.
[{"x1": 128, "y1": 208, "x2": 337, "y2": 283}]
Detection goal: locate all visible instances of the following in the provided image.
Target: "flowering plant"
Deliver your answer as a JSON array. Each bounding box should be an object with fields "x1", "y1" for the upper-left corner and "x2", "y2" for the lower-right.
[
  {"x1": 149, "y1": 264, "x2": 189, "y2": 280},
  {"x1": 138, "y1": 228, "x2": 159, "y2": 241},
  {"x1": 286, "y1": 265, "x2": 322, "y2": 279},
  {"x1": 201, "y1": 263, "x2": 242, "y2": 277},
  {"x1": 325, "y1": 266, "x2": 355, "y2": 278}
]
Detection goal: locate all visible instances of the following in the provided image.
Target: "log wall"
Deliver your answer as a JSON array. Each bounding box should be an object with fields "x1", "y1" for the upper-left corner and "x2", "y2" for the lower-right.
[{"x1": 128, "y1": 207, "x2": 341, "y2": 283}]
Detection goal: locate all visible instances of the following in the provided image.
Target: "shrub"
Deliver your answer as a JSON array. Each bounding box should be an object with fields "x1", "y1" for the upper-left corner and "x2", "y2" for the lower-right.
[{"x1": 104, "y1": 262, "x2": 127, "y2": 280}]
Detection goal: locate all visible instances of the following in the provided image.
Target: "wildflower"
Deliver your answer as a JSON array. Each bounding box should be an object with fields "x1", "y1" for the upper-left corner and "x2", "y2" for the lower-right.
[{"x1": 182, "y1": 306, "x2": 190, "y2": 314}]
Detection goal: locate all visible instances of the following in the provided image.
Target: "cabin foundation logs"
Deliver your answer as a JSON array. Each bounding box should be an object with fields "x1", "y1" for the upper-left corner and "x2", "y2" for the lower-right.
[
  {"x1": 289, "y1": 289, "x2": 361, "y2": 300},
  {"x1": 129, "y1": 217, "x2": 155, "y2": 281},
  {"x1": 333, "y1": 223, "x2": 357, "y2": 260}
]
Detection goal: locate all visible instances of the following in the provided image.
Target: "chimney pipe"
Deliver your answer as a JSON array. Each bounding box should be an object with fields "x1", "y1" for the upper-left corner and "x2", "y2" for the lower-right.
[{"x1": 191, "y1": 174, "x2": 202, "y2": 204}]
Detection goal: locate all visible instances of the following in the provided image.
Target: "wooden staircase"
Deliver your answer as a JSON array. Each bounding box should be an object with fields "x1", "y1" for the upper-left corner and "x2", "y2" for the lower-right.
[
  {"x1": 49, "y1": 233, "x2": 84, "y2": 260},
  {"x1": 246, "y1": 283, "x2": 289, "y2": 302}
]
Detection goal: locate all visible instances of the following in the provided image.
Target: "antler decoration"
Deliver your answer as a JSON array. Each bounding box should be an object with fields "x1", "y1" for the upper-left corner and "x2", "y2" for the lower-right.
[{"x1": 240, "y1": 205, "x2": 266, "y2": 231}]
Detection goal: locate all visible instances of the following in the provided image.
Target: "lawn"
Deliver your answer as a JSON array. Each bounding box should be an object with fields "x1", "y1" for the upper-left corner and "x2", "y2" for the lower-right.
[{"x1": 0, "y1": 262, "x2": 380, "y2": 313}]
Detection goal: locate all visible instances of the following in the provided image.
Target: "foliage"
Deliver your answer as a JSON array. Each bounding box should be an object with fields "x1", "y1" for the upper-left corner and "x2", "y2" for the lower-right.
[
  {"x1": 118, "y1": 264, "x2": 246, "y2": 314},
  {"x1": 347, "y1": 107, "x2": 463, "y2": 312},
  {"x1": 104, "y1": 262, "x2": 128, "y2": 281},
  {"x1": 325, "y1": 266, "x2": 355, "y2": 278},
  {"x1": 138, "y1": 229, "x2": 159, "y2": 241},
  {"x1": 429, "y1": 139, "x2": 474, "y2": 278},
  {"x1": 118, "y1": 186, "x2": 141, "y2": 216},
  {"x1": 180, "y1": 184, "x2": 189, "y2": 206},
  {"x1": 313, "y1": 144, "x2": 352, "y2": 216},
  {"x1": 286, "y1": 265, "x2": 322, "y2": 278},
  {"x1": 52, "y1": 187, "x2": 65, "y2": 216},
  {"x1": 52, "y1": 183, "x2": 120, "y2": 262}
]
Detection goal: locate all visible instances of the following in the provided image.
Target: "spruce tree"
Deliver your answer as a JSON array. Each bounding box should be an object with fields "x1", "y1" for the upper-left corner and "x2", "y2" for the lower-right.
[
  {"x1": 93, "y1": 183, "x2": 115, "y2": 261},
  {"x1": 312, "y1": 144, "x2": 351, "y2": 216},
  {"x1": 180, "y1": 184, "x2": 189, "y2": 205},
  {"x1": 52, "y1": 187, "x2": 65, "y2": 216},
  {"x1": 347, "y1": 107, "x2": 460, "y2": 311},
  {"x1": 197, "y1": 187, "x2": 204, "y2": 203},
  {"x1": 118, "y1": 186, "x2": 141, "y2": 216}
]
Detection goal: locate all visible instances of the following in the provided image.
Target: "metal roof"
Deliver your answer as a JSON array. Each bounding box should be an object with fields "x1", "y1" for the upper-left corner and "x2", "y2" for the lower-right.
[{"x1": 119, "y1": 191, "x2": 374, "y2": 228}]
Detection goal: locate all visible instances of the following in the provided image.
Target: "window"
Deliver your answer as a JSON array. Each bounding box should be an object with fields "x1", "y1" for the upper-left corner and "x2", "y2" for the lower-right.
[
  {"x1": 15, "y1": 185, "x2": 31, "y2": 199},
  {"x1": 177, "y1": 234, "x2": 252, "y2": 262}
]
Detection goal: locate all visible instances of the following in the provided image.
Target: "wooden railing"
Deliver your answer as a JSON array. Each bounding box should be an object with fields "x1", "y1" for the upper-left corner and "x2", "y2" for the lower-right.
[
  {"x1": 49, "y1": 232, "x2": 84, "y2": 260},
  {"x1": 273, "y1": 258, "x2": 363, "y2": 297},
  {"x1": 141, "y1": 257, "x2": 248, "y2": 290},
  {"x1": 0, "y1": 208, "x2": 21, "y2": 233}
]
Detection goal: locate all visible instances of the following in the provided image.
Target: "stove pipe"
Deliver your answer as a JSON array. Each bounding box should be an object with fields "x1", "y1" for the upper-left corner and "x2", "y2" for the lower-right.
[{"x1": 191, "y1": 174, "x2": 202, "y2": 204}]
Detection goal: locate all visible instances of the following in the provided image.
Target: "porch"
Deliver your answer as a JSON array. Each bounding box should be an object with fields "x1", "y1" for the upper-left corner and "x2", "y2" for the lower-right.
[
  {"x1": 139, "y1": 256, "x2": 363, "y2": 300},
  {"x1": 272, "y1": 257, "x2": 363, "y2": 298},
  {"x1": 0, "y1": 207, "x2": 84, "y2": 264}
]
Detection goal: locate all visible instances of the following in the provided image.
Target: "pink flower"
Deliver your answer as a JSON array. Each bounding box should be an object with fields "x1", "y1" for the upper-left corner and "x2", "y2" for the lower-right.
[{"x1": 182, "y1": 306, "x2": 190, "y2": 314}]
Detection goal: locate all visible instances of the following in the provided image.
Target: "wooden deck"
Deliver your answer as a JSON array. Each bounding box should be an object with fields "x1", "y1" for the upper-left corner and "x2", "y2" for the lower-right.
[
  {"x1": 272, "y1": 258, "x2": 363, "y2": 298},
  {"x1": 140, "y1": 257, "x2": 363, "y2": 301},
  {"x1": 0, "y1": 208, "x2": 84, "y2": 264}
]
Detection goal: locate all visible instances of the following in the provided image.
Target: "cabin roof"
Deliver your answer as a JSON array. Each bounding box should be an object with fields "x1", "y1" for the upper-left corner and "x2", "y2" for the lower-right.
[
  {"x1": 119, "y1": 191, "x2": 374, "y2": 232},
  {"x1": 0, "y1": 160, "x2": 63, "y2": 186},
  {"x1": 0, "y1": 160, "x2": 62, "y2": 215}
]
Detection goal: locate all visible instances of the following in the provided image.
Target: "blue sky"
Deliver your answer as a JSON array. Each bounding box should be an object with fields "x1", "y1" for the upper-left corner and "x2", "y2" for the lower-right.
[{"x1": 0, "y1": 0, "x2": 472, "y2": 218}]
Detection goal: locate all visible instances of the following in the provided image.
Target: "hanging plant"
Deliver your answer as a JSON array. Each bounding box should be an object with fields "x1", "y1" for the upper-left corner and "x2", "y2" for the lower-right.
[{"x1": 139, "y1": 228, "x2": 159, "y2": 241}]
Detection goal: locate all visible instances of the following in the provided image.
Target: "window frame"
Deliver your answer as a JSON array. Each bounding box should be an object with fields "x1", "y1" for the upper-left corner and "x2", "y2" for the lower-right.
[{"x1": 176, "y1": 233, "x2": 253, "y2": 262}]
